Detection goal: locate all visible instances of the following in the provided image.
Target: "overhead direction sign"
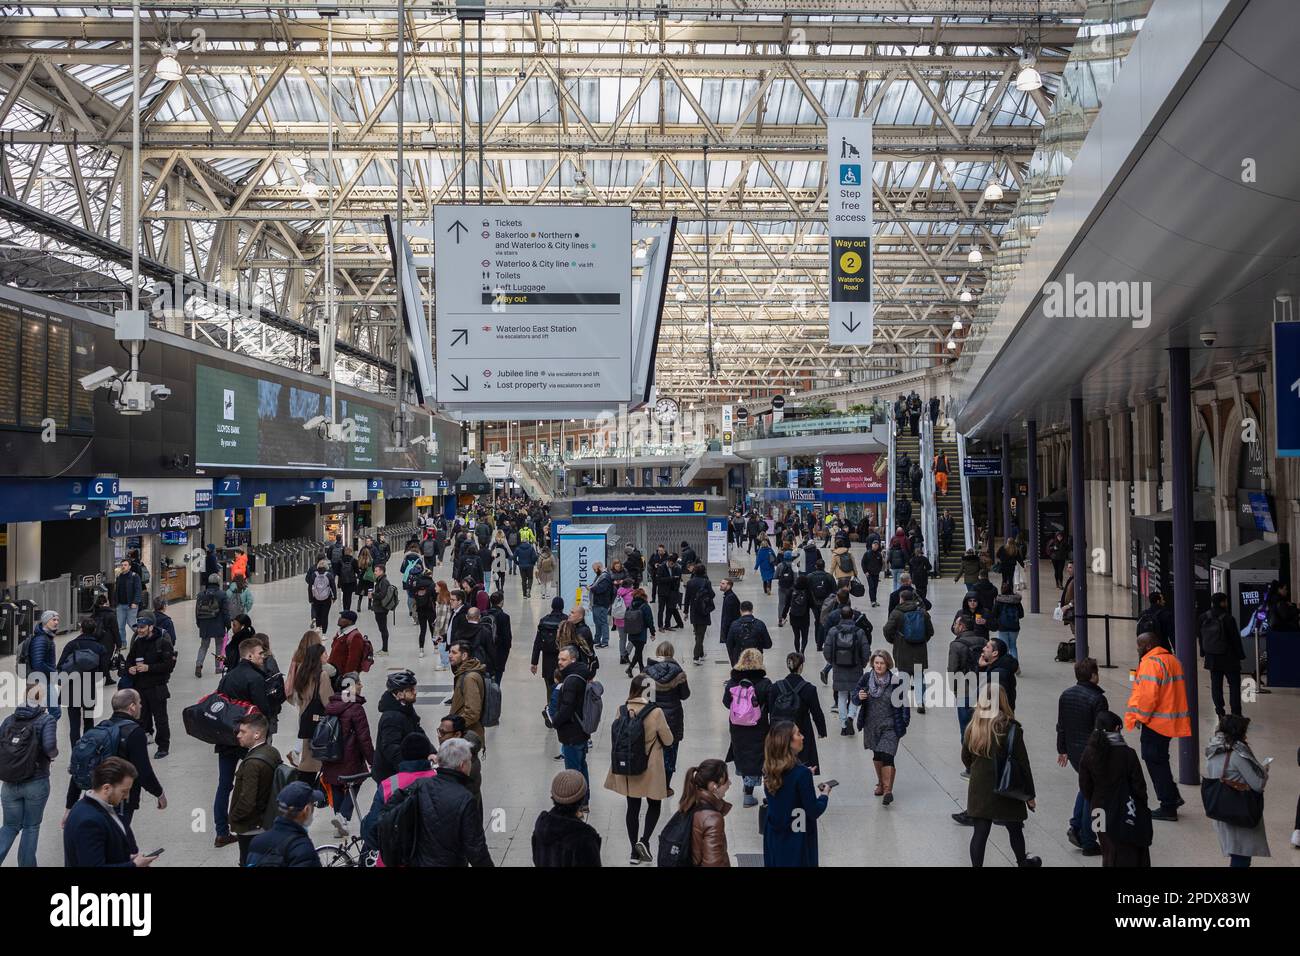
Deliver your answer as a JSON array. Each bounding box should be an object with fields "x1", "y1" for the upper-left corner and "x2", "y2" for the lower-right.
[
  {"x1": 1274, "y1": 322, "x2": 1300, "y2": 457},
  {"x1": 827, "y1": 117, "x2": 873, "y2": 346},
  {"x1": 434, "y1": 205, "x2": 632, "y2": 405}
]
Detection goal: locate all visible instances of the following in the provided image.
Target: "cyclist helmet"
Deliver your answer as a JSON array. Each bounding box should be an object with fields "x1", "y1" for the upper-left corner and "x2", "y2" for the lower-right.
[{"x1": 386, "y1": 669, "x2": 418, "y2": 692}]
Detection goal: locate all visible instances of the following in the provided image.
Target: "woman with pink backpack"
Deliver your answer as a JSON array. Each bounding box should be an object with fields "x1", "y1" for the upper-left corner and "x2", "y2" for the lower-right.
[{"x1": 723, "y1": 647, "x2": 773, "y2": 807}]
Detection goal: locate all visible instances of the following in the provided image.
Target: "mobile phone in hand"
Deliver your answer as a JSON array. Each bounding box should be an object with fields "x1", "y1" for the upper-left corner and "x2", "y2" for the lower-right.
[
  {"x1": 820, "y1": 779, "x2": 840, "y2": 790},
  {"x1": 146, "y1": 848, "x2": 165, "y2": 857}
]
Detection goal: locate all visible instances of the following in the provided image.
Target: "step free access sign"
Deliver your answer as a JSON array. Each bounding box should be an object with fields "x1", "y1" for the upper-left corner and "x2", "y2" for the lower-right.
[
  {"x1": 434, "y1": 205, "x2": 632, "y2": 405},
  {"x1": 827, "y1": 117, "x2": 873, "y2": 346}
]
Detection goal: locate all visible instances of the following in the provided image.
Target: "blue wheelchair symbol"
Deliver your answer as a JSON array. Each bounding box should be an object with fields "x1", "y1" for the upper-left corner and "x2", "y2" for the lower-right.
[{"x1": 839, "y1": 164, "x2": 861, "y2": 186}]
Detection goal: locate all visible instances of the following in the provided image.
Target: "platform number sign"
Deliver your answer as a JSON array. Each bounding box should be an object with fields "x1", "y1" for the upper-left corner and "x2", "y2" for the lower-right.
[
  {"x1": 367, "y1": 479, "x2": 383, "y2": 492},
  {"x1": 86, "y1": 478, "x2": 120, "y2": 500},
  {"x1": 216, "y1": 477, "x2": 241, "y2": 496}
]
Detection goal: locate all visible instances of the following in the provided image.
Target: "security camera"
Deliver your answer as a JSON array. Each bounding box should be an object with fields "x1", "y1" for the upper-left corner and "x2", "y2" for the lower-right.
[
  {"x1": 150, "y1": 384, "x2": 172, "y2": 401},
  {"x1": 303, "y1": 415, "x2": 329, "y2": 431},
  {"x1": 1200, "y1": 330, "x2": 1217, "y2": 348},
  {"x1": 80, "y1": 366, "x2": 121, "y2": 391}
]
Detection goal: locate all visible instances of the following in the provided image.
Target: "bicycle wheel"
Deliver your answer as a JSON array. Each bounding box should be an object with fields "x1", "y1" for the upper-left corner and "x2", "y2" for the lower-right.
[{"x1": 315, "y1": 844, "x2": 354, "y2": 868}]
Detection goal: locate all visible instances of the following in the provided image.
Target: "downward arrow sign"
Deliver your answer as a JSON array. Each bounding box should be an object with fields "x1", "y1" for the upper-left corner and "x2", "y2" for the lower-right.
[
  {"x1": 450, "y1": 374, "x2": 469, "y2": 392},
  {"x1": 842, "y1": 314, "x2": 861, "y2": 333},
  {"x1": 451, "y1": 328, "x2": 468, "y2": 346}
]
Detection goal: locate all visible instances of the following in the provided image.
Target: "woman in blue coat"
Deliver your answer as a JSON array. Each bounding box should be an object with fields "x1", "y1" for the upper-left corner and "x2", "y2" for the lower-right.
[
  {"x1": 762, "y1": 721, "x2": 831, "y2": 867},
  {"x1": 754, "y1": 540, "x2": 777, "y2": 595}
]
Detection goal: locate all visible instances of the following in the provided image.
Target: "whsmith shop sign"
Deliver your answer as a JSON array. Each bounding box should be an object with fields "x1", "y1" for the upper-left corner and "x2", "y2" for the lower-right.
[{"x1": 109, "y1": 511, "x2": 204, "y2": 538}]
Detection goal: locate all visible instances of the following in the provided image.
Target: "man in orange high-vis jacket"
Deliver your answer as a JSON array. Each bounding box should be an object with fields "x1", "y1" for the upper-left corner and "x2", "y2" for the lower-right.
[{"x1": 1125, "y1": 633, "x2": 1192, "y2": 820}]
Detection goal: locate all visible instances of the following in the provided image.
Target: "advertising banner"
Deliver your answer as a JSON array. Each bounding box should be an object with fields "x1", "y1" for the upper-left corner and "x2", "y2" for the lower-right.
[{"x1": 822, "y1": 453, "x2": 887, "y2": 500}]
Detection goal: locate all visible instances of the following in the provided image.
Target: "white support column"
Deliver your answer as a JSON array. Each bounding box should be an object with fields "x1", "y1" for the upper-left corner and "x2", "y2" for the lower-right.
[
  {"x1": 1109, "y1": 411, "x2": 1132, "y2": 589},
  {"x1": 1133, "y1": 403, "x2": 1159, "y2": 517},
  {"x1": 13, "y1": 522, "x2": 41, "y2": 583}
]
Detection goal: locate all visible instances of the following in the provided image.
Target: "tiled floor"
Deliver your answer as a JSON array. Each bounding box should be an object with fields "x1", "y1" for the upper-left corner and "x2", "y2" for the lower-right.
[{"x1": 3, "y1": 545, "x2": 1297, "y2": 867}]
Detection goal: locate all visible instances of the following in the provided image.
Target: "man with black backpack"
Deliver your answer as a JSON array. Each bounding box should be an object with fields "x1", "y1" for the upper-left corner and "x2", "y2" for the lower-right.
[
  {"x1": 725, "y1": 602, "x2": 772, "y2": 667},
  {"x1": 0, "y1": 677, "x2": 59, "y2": 867},
  {"x1": 66, "y1": 688, "x2": 166, "y2": 829},
  {"x1": 194, "y1": 573, "x2": 231, "y2": 679},
  {"x1": 57, "y1": 618, "x2": 111, "y2": 750},
  {"x1": 485, "y1": 591, "x2": 513, "y2": 683},
  {"x1": 548, "y1": 645, "x2": 594, "y2": 806},
  {"x1": 883, "y1": 586, "x2": 934, "y2": 715},
  {"x1": 823, "y1": 607, "x2": 871, "y2": 734},
  {"x1": 1199, "y1": 591, "x2": 1245, "y2": 717},
  {"x1": 531, "y1": 596, "x2": 568, "y2": 704},
  {"x1": 774, "y1": 552, "x2": 797, "y2": 627},
  {"x1": 371, "y1": 564, "x2": 400, "y2": 655}
]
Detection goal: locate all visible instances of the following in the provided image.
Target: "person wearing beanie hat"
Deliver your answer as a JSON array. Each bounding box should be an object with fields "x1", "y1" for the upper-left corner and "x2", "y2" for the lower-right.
[
  {"x1": 359, "y1": 731, "x2": 438, "y2": 862},
  {"x1": 24, "y1": 609, "x2": 62, "y2": 719},
  {"x1": 244, "y1": 781, "x2": 324, "y2": 868},
  {"x1": 194, "y1": 570, "x2": 232, "y2": 679},
  {"x1": 326, "y1": 608, "x2": 367, "y2": 679},
  {"x1": 531, "y1": 770, "x2": 602, "y2": 867},
  {"x1": 531, "y1": 596, "x2": 569, "y2": 705}
]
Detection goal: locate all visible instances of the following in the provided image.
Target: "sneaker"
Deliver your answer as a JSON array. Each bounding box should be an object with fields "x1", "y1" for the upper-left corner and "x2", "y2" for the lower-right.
[
  {"x1": 1017, "y1": 856, "x2": 1043, "y2": 868},
  {"x1": 213, "y1": 834, "x2": 238, "y2": 848},
  {"x1": 194, "y1": 666, "x2": 203, "y2": 679},
  {"x1": 1150, "y1": 808, "x2": 1178, "y2": 822},
  {"x1": 693, "y1": 659, "x2": 704, "y2": 666},
  {"x1": 871, "y1": 601, "x2": 879, "y2": 608},
  {"x1": 916, "y1": 704, "x2": 926, "y2": 715},
  {"x1": 629, "y1": 850, "x2": 642, "y2": 865},
  {"x1": 331, "y1": 814, "x2": 350, "y2": 839},
  {"x1": 634, "y1": 840, "x2": 653, "y2": 863},
  {"x1": 959, "y1": 770, "x2": 970, "y2": 780},
  {"x1": 619, "y1": 656, "x2": 629, "y2": 665},
  {"x1": 742, "y1": 792, "x2": 758, "y2": 809},
  {"x1": 1290, "y1": 829, "x2": 1300, "y2": 848},
  {"x1": 1081, "y1": 845, "x2": 1102, "y2": 857},
  {"x1": 1066, "y1": 828, "x2": 1082, "y2": 849},
  {"x1": 154, "y1": 748, "x2": 168, "y2": 759},
  {"x1": 419, "y1": 649, "x2": 426, "y2": 659},
  {"x1": 951, "y1": 812, "x2": 974, "y2": 827},
  {"x1": 840, "y1": 725, "x2": 853, "y2": 736}
]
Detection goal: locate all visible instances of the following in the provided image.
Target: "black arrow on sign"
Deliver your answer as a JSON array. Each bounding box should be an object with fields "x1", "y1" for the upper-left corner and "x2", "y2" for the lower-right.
[
  {"x1": 842, "y1": 314, "x2": 862, "y2": 333},
  {"x1": 447, "y1": 219, "x2": 468, "y2": 244},
  {"x1": 450, "y1": 373, "x2": 469, "y2": 392},
  {"x1": 451, "y1": 328, "x2": 468, "y2": 346}
]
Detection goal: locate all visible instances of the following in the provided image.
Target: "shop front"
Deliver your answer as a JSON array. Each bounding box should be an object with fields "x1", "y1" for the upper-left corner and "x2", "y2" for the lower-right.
[{"x1": 107, "y1": 510, "x2": 205, "y2": 604}]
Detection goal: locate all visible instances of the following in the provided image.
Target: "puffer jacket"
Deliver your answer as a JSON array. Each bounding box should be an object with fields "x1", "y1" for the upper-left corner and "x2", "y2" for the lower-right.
[
  {"x1": 823, "y1": 620, "x2": 870, "y2": 694},
  {"x1": 532, "y1": 808, "x2": 602, "y2": 867},
  {"x1": 1056, "y1": 681, "x2": 1108, "y2": 767},
  {"x1": 689, "y1": 789, "x2": 732, "y2": 867},
  {"x1": 993, "y1": 592, "x2": 1024, "y2": 632},
  {"x1": 411, "y1": 767, "x2": 494, "y2": 867},
  {"x1": 645, "y1": 657, "x2": 691, "y2": 741},
  {"x1": 372, "y1": 689, "x2": 422, "y2": 782},
  {"x1": 318, "y1": 693, "x2": 374, "y2": 786},
  {"x1": 954, "y1": 552, "x2": 983, "y2": 585}
]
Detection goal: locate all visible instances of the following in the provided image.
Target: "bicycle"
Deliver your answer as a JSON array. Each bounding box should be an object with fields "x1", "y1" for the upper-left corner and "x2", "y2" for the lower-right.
[{"x1": 314, "y1": 772, "x2": 379, "y2": 868}]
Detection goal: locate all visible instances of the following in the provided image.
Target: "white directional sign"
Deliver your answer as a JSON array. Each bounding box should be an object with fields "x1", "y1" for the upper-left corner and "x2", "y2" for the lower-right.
[
  {"x1": 826, "y1": 117, "x2": 873, "y2": 346},
  {"x1": 434, "y1": 205, "x2": 632, "y2": 404}
]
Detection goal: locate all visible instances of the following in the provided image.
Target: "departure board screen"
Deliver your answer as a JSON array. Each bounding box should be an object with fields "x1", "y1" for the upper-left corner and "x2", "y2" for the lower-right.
[
  {"x1": 0, "y1": 307, "x2": 96, "y2": 435},
  {"x1": 0, "y1": 309, "x2": 18, "y2": 426},
  {"x1": 19, "y1": 314, "x2": 47, "y2": 427}
]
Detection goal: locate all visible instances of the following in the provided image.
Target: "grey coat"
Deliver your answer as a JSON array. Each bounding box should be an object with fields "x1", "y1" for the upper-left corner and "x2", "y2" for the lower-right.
[
  {"x1": 1204, "y1": 735, "x2": 1270, "y2": 859},
  {"x1": 822, "y1": 621, "x2": 870, "y2": 694}
]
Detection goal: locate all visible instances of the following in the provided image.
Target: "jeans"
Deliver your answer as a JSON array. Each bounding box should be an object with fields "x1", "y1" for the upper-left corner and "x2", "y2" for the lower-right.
[
  {"x1": 998, "y1": 630, "x2": 1019, "y2": 661},
  {"x1": 664, "y1": 741, "x2": 680, "y2": 786},
  {"x1": 1071, "y1": 788, "x2": 1098, "y2": 849},
  {"x1": 438, "y1": 641, "x2": 450, "y2": 669},
  {"x1": 835, "y1": 690, "x2": 858, "y2": 726},
  {"x1": 892, "y1": 574, "x2": 904, "y2": 594},
  {"x1": 520, "y1": 567, "x2": 534, "y2": 596},
  {"x1": 561, "y1": 741, "x2": 590, "y2": 803},
  {"x1": 1209, "y1": 668, "x2": 1242, "y2": 716},
  {"x1": 214, "y1": 752, "x2": 240, "y2": 837},
  {"x1": 957, "y1": 705, "x2": 974, "y2": 742},
  {"x1": 115, "y1": 604, "x2": 137, "y2": 646},
  {"x1": 592, "y1": 605, "x2": 610, "y2": 647},
  {"x1": 1139, "y1": 723, "x2": 1179, "y2": 811},
  {"x1": 0, "y1": 777, "x2": 51, "y2": 867},
  {"x1": 618, "y1": 625, "x2": 629, "y2": 659},
  {"x1": 867, "y1": 573, "x2": 880, "y2": 603},
  {"x1": 1229, "y1": 854, "x2": 1251, "y2": 868}
]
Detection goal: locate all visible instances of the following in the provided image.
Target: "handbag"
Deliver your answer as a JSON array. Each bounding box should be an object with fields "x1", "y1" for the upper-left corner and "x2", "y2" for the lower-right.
[
  {"x1": 1200, "y1": 767, "x2": 1264, "y2": 829},
  {"x1": 849, "y1": 577, "x2": 866, "y2": 598},
  {"x1": 1052, "y1": 604, "x2": 1064, "y2": 623},
  {"x1": 992, "y1": 723, "x2": 1034, "y2": 801}
]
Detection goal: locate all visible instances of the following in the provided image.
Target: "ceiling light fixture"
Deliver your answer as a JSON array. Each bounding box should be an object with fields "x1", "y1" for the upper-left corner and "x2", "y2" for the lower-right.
[
  {"x1": 959, "y1": 289, "x2": 973, "y2": 303},
  {"x1": 982, "y1": 181, "x2": 1004, "y2": 202},
  {"x1": 301, "y1": 172, "x2": 322, "y2": 199},
  {"x1": 156, "y1": 43, "x2": 183, "y2": 82},
  {"x1": 570, "y1": 170, "x2": 590, "y2": 200},
  {"x1": 1015, "y1": 53, "x2": 1043, "y2": 92},
  {"x1": 967, "y1": 246, "x2": 984, "y2": 264},
  {"x1": 952, "y1": 315, "x2": 964, "y2": 331},
  {"x1": 946, "y1": 338, "x2": 958, "y2": 351}
]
